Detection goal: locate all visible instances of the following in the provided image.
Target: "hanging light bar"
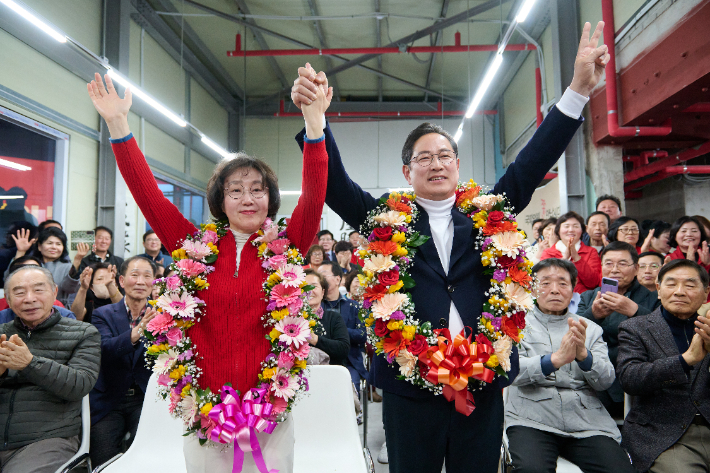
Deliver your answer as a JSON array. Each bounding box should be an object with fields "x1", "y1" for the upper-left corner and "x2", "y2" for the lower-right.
[
  {"x1": 516, "y1": 0, "x2": 538, "y2": 23},
  {"x1": 465, "y1": 53, "x2": 503, "y2": 119},
  {"x1": 201, "y1": 135, "x2": 231, "y2": 159},
  {"x1": 0, "y1": 0, "x2": 66, "y2": 42},
  {"x1": 0, "y1": 157, "x2": 32, "y2": 171}
]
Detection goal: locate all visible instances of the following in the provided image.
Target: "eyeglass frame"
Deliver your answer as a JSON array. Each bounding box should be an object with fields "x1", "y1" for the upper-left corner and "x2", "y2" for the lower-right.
[
  {"x1": 638, "y1": 263, "x2": 661, "y2": 270},
  {"x1": 409, "y1": 151, "x2": 458, "y2": 167},
  {"x1": 602, "y1": 260, "x2": 636, "y2": 269},
  {"x1": 223, "y1": 184, "x2": 269, "y2": 200},
  {"x1": 617, "y1": 227, "x2": 640, "y2": 235}
]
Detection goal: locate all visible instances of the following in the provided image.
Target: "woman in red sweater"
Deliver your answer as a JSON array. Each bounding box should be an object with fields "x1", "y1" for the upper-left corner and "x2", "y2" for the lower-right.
[
  {"x1": 540, "y1": 211, "x2": 602, "y2": 293},
  {"x1": 667, "y1": 216, "x2": 710, "y2": 271},
  {"x1": 87, "y1": 70, "x2": 332, "y2": 473}
]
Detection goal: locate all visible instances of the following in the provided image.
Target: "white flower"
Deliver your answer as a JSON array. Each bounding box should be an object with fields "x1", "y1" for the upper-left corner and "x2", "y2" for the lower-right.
[
  {"x1": 179, "y1": 393, "x2": 198, "y2": 426},
  {"x1": 493, "y1": 336, "x2": 513, "y2": 372},
  {"x1": 503, "y1": 283, "x2": 534, "y2": 311},
  {"x1": 271, "y1": 369, "x2": 299, "y2": 400},
  {"x1": 374, "y1": 211, "x2": 406, "y2": 226},
  {"x1": 277, "y1": 264, "x2": 306, "y2": 288},
  {"x1": 490, "y1": 231, "x2": 527, "y2": 258},
  {"x1": 396, "y1": 349, "x2": 417, "y2": 377},
  {"x1": 154, "y1": 349, "x2": 179, "y2": 374},
  {"x1": 470, "y1": 194, "x2": 503, "y2": 211},
  {"x1": 363, "y1": 254, "x2": 396, "y2": 273},
  {"x1": 371, "y1": 293, "x2": 408, "y2": 320}
]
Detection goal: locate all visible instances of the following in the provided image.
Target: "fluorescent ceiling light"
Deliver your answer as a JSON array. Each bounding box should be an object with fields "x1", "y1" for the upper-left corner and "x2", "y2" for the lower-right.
[
  {"x1": 0, "y1": 195, "x2": 25, "y2": 199},
  {"x1": 453, "y1": 124, "x2": 464, "y2": 143},
  {"x1": 0, "y1": 157, "x2": 32, "y2": 171},
  {"x1": 465, "y1": 53, "x2": 503, "y2": 119},
  {"x1": 200, "y1": 135, "x2": 231, "y2": 159},
  {"x1": 0, "y1": 0, "x2": 66, "y2": 42},
  {"x1": 280, "y1": 190, "x2": 302, "y2": 196},
  {"x1": 515, "y1": 0, "x2": 537, "y2": 23},
  {"x1": 107, "y1": 68, "x2": 187, "y2": 127}
]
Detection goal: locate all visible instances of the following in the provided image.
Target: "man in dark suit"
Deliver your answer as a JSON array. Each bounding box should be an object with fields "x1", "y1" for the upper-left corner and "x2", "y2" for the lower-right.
[
  {"x1": 617, "y1": 259, "x2": 710, "y2": 473},
  {"x1": 292, "y1": 22, "x2": 610, "y2": 473},
  {"x1": 89, "y1": 256, "x2": 157, "y2": 466},
  {"x1": 317, "y1": 230, "x2": 336, "y2": 261}
]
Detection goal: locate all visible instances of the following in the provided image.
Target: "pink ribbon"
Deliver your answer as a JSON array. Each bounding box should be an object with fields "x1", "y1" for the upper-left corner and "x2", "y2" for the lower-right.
[{"x1": 208, "y1": 386, "x2": 279, "y2": 473}]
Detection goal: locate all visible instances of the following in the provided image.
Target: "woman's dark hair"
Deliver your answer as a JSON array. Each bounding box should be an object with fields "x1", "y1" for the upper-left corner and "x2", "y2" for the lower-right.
[
  {"x1": 3, "y1": 221, "x2": 37, "y2": 248},
  {"x1": 304, "y1": 268, "x2": 329, "y2": 295},
  {"x1": 608, "y1": 216, "x2": 642, "y2": 243},
  {"x1": 306, "y1": 244, "x2": 325, "y2": 265},
  {"x1": 554, "y1": 212, "x2": 586, "y2": 239},
  {"x1": 333, "y1": 241, "x2": 353, "y2": 254},
  {"x1": 7, "y1": 255, "x2": 42, "y2": 275},
  {"x1": 532, "y1": 258, "x2": 578, "y2": 288},
  {"x1": 343, "y1": 270, "x2": 362, "y2": 293},
  {"x1": 206, "y1": 153, "x2": 280, "y2": 221},
  {"x1": 33, "y1": 227, "x2": 70, "y2": 263},
  {"x1": 658, "y1": 259, "x2": 709, "y2": 289},
  {"x1": 401, "y1": 122, "x2": 458, "y2": 165},
  {"x1": 693, "y1": 215, "x2": 710, "y2": 232},
  {"x1": 649, "y1": 220, "x2": 671, "y2": 237},
  {"x1": 539, "y1": 218, "x2": 557, "y2": 236},
  {"x1": 88, "y1": 262, "x2": 111, "y2": 288},
  {"x1": 600, "y1": 241, "x2": 639, "y2": 265},
  {"x1": 669, "y1": 216, "x2": 709, "y2": 248}
]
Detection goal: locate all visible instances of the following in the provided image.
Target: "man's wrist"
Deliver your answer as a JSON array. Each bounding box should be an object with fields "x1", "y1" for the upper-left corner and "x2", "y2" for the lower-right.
[{"x1": 682, "y1": 351, "x2": 702, "y2": 366}]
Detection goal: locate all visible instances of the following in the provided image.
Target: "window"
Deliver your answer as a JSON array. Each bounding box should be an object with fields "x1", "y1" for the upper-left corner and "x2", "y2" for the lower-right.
[{"x1": 146, "y1": 175, "x2": 206, "y2": 231}]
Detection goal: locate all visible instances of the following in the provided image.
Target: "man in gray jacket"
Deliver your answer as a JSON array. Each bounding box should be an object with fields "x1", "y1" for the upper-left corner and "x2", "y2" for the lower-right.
[
  {"x1": 0, "y1": 266, "x2": 100, "y2": 473},
  {"x1": 505, "y1": 258, "x2": 634, "y2": 472}
]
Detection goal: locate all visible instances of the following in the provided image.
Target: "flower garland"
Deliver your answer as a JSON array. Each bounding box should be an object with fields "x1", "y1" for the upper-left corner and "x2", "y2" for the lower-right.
[
  {"x1": 358, "y1": 181, "x2": 534, "y2": 413},
  {"x1": 144, "y1": 217, "x2": 318, "y2": 443}
]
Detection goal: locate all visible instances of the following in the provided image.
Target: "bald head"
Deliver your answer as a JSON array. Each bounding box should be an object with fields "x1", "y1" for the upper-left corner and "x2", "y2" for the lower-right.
[{"x1": 5, "y1": 266, "x2": 58, "y2": 328}]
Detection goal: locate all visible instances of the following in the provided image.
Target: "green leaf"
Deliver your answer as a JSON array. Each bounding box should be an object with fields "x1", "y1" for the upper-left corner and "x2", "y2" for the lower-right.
[
  {"x1": 408, "y1": 233, "x2": 430, "y2": 247},
  {"x1": 401, "y1": 273, "x2": 416, "y2": 289},
  {"x1": 378, "y1": 196, "x2": 388, "y2": 205},
  {"x1": 301, "y1": 284, "x2": 315, "y2": 292},
  {"x1": 204, "y1": 254, "x2": 218, "y2": 264}
]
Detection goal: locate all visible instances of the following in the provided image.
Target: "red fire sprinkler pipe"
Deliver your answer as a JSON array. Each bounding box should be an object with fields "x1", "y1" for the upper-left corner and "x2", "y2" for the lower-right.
[
  {"x1": 624, "y1": 141, "x2": 710, "y2": 183},
  {"x1": 625, "y1": 165, "x2": 710, "y2": 191},
  {"x1": 601, "y1": 0, "x2": 672, "y2": 137},
  {"x1": 535, "y1": 67, "x2": 543, "y2": 127}
]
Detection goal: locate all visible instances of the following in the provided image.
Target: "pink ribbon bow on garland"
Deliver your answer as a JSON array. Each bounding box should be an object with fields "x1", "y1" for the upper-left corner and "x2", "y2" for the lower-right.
[{"x1": 209, "y1": 386, "x2": 279, "y2": 473}]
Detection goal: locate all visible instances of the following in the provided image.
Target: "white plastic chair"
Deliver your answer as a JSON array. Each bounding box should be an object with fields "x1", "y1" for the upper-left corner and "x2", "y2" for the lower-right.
[
  {"x1": 293, "y1": 365, "x2": 370, "y2": 472},
  {"x1": 56, "y1": 395, "x2": 91, "y2": 473},
  {"x1": 94, "y1": 373, "x2": 186, "y2": 472}
]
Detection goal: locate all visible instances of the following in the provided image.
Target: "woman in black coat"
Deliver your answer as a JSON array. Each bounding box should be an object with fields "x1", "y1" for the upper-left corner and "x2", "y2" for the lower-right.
[{"x1": 305, "y1": 269, "x2": 350, "y2": 365}]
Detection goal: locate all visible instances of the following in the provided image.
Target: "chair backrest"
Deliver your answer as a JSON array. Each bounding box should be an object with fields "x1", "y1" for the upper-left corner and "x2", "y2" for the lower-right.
[
  {"x1": 100, "y1": 373, "x2": 187, "y2": 472},
  {"x1": 292, "y1": 365, "x2": 367, "y2": 473},
  {"x1": 54, "y1": 395, "x2": 91, "y2": 473}
]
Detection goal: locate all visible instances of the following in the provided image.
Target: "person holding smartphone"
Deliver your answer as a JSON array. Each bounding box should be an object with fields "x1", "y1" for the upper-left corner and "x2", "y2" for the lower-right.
[{"x1": 577, "y1": 241, "x2": 660, "y2": 417}]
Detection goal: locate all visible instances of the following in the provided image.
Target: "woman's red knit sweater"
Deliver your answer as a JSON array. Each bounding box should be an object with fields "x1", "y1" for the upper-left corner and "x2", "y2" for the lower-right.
[
  {"x1": 111, "y1": 137, "x2": 328, "y2": 395},
  {"x1": 540, "y1": 242, "x2": 602, "y2": 293}
]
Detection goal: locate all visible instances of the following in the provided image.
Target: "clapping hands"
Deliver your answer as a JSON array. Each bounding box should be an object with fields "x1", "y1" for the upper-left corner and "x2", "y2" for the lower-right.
[{"x1": 551, "y1": 318, "x2": 588, "y2": 369}]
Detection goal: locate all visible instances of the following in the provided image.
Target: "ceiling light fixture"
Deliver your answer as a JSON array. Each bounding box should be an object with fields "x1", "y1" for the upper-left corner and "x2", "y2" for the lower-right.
[
  {"x1": 515, "y1": 0, "x2": 538, "y2": 23},
  {"x1": 200, "y1": 135, "x2": 231, "y2": 159},
  {"x1": 0, "y1": 157, "x2": 32, "y2": 171},
  {"x1": 0, "y1": 0, "x2": 66, "y2": 42},
  {"x1": 0, "y1": 195, "x2": 25, "y2": 199},
  {"x1": 464, "y1": 53, "x2": 503, "y2": 119}
]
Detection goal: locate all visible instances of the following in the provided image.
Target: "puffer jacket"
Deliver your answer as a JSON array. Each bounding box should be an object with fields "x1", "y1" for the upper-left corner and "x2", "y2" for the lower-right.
[{"x1": 0, "y1": 312, "x2": 100, "y2": 450}]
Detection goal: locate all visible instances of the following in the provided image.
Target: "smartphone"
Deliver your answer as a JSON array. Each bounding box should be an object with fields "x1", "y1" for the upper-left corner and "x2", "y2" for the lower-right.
[{"x1": 600, "y1": 277, "x2": 619, "y2": 294}]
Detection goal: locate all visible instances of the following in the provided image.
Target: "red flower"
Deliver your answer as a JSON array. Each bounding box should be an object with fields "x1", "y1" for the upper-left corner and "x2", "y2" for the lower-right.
[
  {"x1": 364, "y1": 284, "x2": 388, "y2": 302},
  {"x1": 372, "y1": 227, "x2": 393, "y2": 241},
  {"x1": 496, "y1": 256, "x2": 518, "y2": 269},
  {"x1": 386, "y1": 198, "x2": 412, "y2": 213},
  {"x1": 368, "y1": 240, "x2": 398, "y2": 256},
  {"x1": 408, "y1": 334, "x2": 429, "y2": 355},
  {"x1": 482, "y1": 221, "x2": 518, "y2": 236},
  {"x1": 511, "y1": 312, "x2": 526, "y2": 330},
  {"x1": 378, "y1": 269, "x2": 400, "y2": 286},
  {"x1": 383, "y1": 331, "x2": 410, "y2": 358},
  {"x1": 475, "y1": 333, "x2": 492, "y2": 347},
  {"x1": 374, "y1": 319, "x2": 389, "y2": 337},
  {"x1": 487, "y1": 211, "x2": 505, "y2": 226},
  {"x1": 501, "y1": 316, "x2": 521, "y2": 343},
  {"x1": 509, "y1": 266, "x2": 533, "y2": 286}
]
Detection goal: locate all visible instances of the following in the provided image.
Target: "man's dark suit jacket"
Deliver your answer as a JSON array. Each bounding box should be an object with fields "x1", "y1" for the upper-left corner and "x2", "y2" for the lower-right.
[
  {"x1": 617, "y1": 308, "x2": 710, "y2": 472},
  {"x1": 90, "y1": 299, "x2": 152, "y2": 425},
  {"x1": 296, "y1": 107, "x2": 582, "y2": 399}
]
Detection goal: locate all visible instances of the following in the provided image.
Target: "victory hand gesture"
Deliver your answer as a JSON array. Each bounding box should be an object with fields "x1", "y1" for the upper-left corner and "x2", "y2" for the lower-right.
[
  {"x1": 87, "y1": 72, "x2": 132, "y2": 139},
  {"x1": 570, "y1": 22, "x2": 610, "y2": 97}
]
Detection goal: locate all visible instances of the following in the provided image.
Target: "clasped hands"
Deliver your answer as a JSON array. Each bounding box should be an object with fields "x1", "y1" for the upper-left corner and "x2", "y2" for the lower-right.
[
  {"x1": 684, "y1": 315, "x2": 710, "y2": 366},
  {"x1": 0, "y1": 334, "x2": 33, "y2": 375},
  {"x1": 551, "y1": 318, "x2": 589, "y2": 369}
]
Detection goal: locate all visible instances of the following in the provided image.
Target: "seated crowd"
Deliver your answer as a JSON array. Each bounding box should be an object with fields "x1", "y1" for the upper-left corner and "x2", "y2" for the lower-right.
[{"x1": 1, "y1": 199, "x2": 709, "y2": 472}]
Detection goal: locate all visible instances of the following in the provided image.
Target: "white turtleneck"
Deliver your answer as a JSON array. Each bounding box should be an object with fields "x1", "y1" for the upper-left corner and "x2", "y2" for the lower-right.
[
  {"x1": 416, "y1": 195, "x2": 464, "y2": 337},
  {"x1": 231, "y1": 229, "x2": 253, "y2": 275}
]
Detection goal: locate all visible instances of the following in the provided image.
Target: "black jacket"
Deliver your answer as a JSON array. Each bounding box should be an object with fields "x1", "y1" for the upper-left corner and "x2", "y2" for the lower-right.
[{"x1": 313, "y1": 309, "x2": 350, "y2": 367}]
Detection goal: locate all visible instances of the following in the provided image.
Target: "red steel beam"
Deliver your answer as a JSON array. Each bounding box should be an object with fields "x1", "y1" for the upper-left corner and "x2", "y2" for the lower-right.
[
  {"x1": 625, "y1": 165, "x2": 710, "y2": 191},
  {"x1": 228, "y1": 33, "x2": 535, "y2": 57},
  {"x1": 623, "y1": 141, "x2": 710, "y2": 183},
  {"x1": 601, "y1": 0, "x2": 672, "y2": 138},
  {"x1": 684, "y1": 102, "x2": 710, "y2": 113}
]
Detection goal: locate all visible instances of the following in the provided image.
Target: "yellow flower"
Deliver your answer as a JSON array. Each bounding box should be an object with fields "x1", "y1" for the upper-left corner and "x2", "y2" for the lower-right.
[
  {"x1": 172, "y1": 248, "x2": 187, "y2": 260},
  {"x1": 194, "y1": 277, "x2": 208, "y2": 288},
  {"x1": 271, "y1": 308, "x2": 288, "y2": 320},
  {"x1": 262, "y1": 367, "x2": 275, "y2": 379},
  {"x1": 202, "y1": 223, "x2": 217, "y2": 232},
  {"x1": 200, "y1": 403, "x2": 213, "y2": 416},
  {"x1": 309, "y1": 319, "x2": 316, "y2": 327},
  {"x1": 485, "y1": 355, "x2": 499, "y2": 368},
  {"x1": 388, "y1": 280, "x2": 404, "y2": 293},
  {"x1": 375, "y1": 340, "x2": 384, "y2": 352},
  {"x1": 387, "y1": 320, "x2": 404, "y2": 331},
  {"x1": 294, "y1": 359, "x2": 307, "y2": 369},
  {"x1": 392, "y1": 246, "x2": 408, "y2": 257},
  {"x1": 258, "y1": 242, "x2": 268, "y2": 256},
  {"x1": 181, "y1": 383, "x2": 192, "y2": 398},
  {"x1": 148, "y1": 299, "x2": 157, "y2": 307},
  {"x1": 269, "y1": 328, "x2": 282, "y2": 340},
  {"x1": 267, "y1": 273, "x2": 282, "y2": 286},
  {"x1": 391, "y1": 232, "x2": 406, "y2": 244},
  {"x1": 288, "y1": 249, "x2": 299, "y2": 260},
  {"x1": 365, "y1": 316, "x2": 375, "y2": 327},
  {"x1": 169, "y1": 365, "x2": 186, "y2": 380},
  {"x1": 405, "y1": 215, "x2": 412, "y2": 223},
  {"x1": 147, "y1": 344, "x2": 162, "y2": 354},
  {"x1": 485, "y1": 322, "x2": 495, "y2": 333},
  {"x1": 359, "y1": 250, "x2": 369, "y2": 258},
  {"x1": 207, "y1": 242, "x2": 219, "y2": 254},
  {"x1": 401, "y1": 325, "x2": 416, "y2": 340}
]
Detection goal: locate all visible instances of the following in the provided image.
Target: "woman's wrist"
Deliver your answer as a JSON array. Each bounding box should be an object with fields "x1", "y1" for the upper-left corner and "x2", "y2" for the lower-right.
[{"x1": 106, "y1": 117, "x2": 131, "y2": 140}]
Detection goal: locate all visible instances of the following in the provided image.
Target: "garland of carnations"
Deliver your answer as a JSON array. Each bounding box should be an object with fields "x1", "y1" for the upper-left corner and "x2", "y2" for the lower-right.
[
  {"x1": 358, "y1": 181, "x2": 534, "y2": 415},
  {"x1": 143, "y1": 217, "x2": 318, "y2": 447}
]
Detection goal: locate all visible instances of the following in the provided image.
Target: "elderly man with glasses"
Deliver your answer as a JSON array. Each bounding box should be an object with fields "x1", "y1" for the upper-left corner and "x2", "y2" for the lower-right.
[{"x1": 577, "y1": 241, "x2": 660, "y2": 417}]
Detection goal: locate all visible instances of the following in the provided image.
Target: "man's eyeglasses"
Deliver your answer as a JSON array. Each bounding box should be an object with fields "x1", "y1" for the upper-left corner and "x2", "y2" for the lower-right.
[
  {"x1": 602, "y1": 261, "x2": 635, "y2": 269},
  {"x1": 639, "y1": 263, "x2": 661, "y2": 270},
  {"x1": 224, "y1": 185, "x2": 268, "y2": 200},
  {"x1": 410, "y1": 151, "x2": 456, "y2": 167}
]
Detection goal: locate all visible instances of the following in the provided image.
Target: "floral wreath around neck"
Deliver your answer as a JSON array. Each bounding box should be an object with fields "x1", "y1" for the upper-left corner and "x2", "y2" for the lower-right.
[
  {"x1": 143, "y1": 217, "x2": 318, "y2": 443},
  {"x1": 358, "y1": 180, "x2": 534, "y2": 415}
]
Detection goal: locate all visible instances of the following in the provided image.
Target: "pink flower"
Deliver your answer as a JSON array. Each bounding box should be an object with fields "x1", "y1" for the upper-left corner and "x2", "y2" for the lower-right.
[
  {"x1": 264, "y1": 254, "x2": 288, "y2": 270},
  {"x1": 271, "y1": 369, "x2": 298, "y2": 399},
  {"x1": 287, "y1": 298, "x2": 304, "y2": 316},
  {"x1": 274, "y1": 316, "x2": 310, "y2": 348},
  {"x1": 278, "y1": 351, "x2": 295, "y2": 369},
  {"x1": 182, "y1": 240, "x2": 212, "y2": 260},
  {"x1": 156, "y1": 292, "x2": 198, "y2": 319},
  {"x1": 165, "y1": 275, "x2": 182, "y2": 291},
  {"x1": 157, "y1": 374, "x2": 173, "y2": 386},
  {"x1": 146, "y1": 311, "x2": 175, "y2": 335},
  {"x1": 270, "y1": 395, "x2": 288, "y2": 414},
  {"x1": 176, "y1": 259, "x2": 207, "y2": 278},
  {"x1": 271, "y1": 284, "x2": 301, "y2": 308},
  {"x1": 277, "y1": 264, "x2": 306, "y2": 288},
  {"x1": 255, "y1": 224, "x2": 279, "y2": 244},
  {"x1": 293, "y1": 342, "x2": 311, "y2": 359},
  {"x1": 200, "y1": 230, "x2": 219, "y2": 245},
  {"x1": 267, "y1": 239, "x2": 290, "y2": 255},
  {"x1": 166, "y1": 327, "x2": 183, "y2": 346},
  {"x1": 169, "y1": 390, "x2": 181, "y2": 413}
]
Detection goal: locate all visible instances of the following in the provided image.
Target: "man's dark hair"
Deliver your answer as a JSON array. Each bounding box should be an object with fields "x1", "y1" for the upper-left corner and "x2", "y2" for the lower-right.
[
  {"x1": 317, "y1": 230, "x2": 334, "y2": 240},
  {"x1": 586, "y1": 211, "x2": 611, "y2": 226},
  {"x1": 532, "y1": 218, "x2": 544, "y2": 227},
  {"x1": 401, "y1": 122, "x2": 458, "y2": 165},
  {"x1": 600, "y1": 241, "x2": 639, "y2": 265},
  {"x1": 320, "y1": 260, "x2": 344, "y2": 279},
  {"x1": 638, "y1": 251, "x2": 664, "y2": 264},
  {"x1": 206, "y1": 153, "x2": 281, "y2": 220},
  {"x1": 348, "y1": 230, "x2": 360, "y2": 237},
  {"x1": 554, "y1": 211, "x2": 586, "y2": 239},
  {"x1": 120, "y1": 255, "x2": 158, "y2": 277},
  {"x1": 608, "y1": 217, "x2": 642, "y2": 243},
  {"x1": 333, "y1": 241, "x2": 353, "y2": 254},
  {"x1": 143, "y1": 230, "x2": 156, "y2": 242},
  {"x1": 37, "y1": 219, "x2": 62, "y2": 233},
  {"x1": 669, "y1": 216, "x2": 709, "y2": 248},
  {"x1": 532, "y1": 258, "x2": 578, "y2": 288},
  {"x1": 8, "y1": 255, "x2": 43, "y2": 275},
  {"x1": 595, "y1": 194, "x2": 622, "y2": 212},
  {"x1": 658, "y1": 259, "x2": 709, "y2": 289},
  {"x1": 94, "y1": 226, "x2": 113, "y2": 239}
]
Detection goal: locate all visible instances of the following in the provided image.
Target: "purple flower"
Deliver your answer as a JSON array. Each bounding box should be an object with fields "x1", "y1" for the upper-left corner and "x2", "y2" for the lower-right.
[
  {"x1": 178, "y1": 350, "x2": 193, "y2": 361},
  {"x1": 183, "y1": 375, "x2": 193, "y2": 384},
  {"x1": 363, "y1": 299, "x2": 372, "y2": 309},
  {"x1": 482, "y1": 312, "x2": 493, "y2": 319},
  {"x1": 266, "y1": 301, "x2": 277, "y2": 311},
  {"x1": 368, "y1": 233, "x2": 376, "y2": 242},
  {"x1": 303, "y1": 377, "x2": 309, "y2": 392},
  {"x1": 278, "y1": 231, "x2": 288, "y2": 237},
  {"x1": 390, "y1": 310, "x2": 405, "y2": 321},
  {"x1": 400, "y1": 257, "x2": 410, "y2": 265},
  {"x1": 493, "y1": 269, "x2": 506, "y2": 282},
  {"x1": 484, "y1": 237, "x2": 492, "y2": 247},
  {"x1": 393, "y1": 265, "x2": 400, "y2": 271},
  {"x1": 156, "y1": 334, "x2": 168, "y2": 344},
  {"x1": 398, "y1": 226, "x2": 407, "y2": 233},
  {"x1": 265, "y1": 353, "x2": 276, "y2": 361},
  {"x1": 491, "y1": 317, "x2": 502, "y2": 331},
  {"x1": 386, "y1": 352, "x2": 395, "y2": 364}
]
